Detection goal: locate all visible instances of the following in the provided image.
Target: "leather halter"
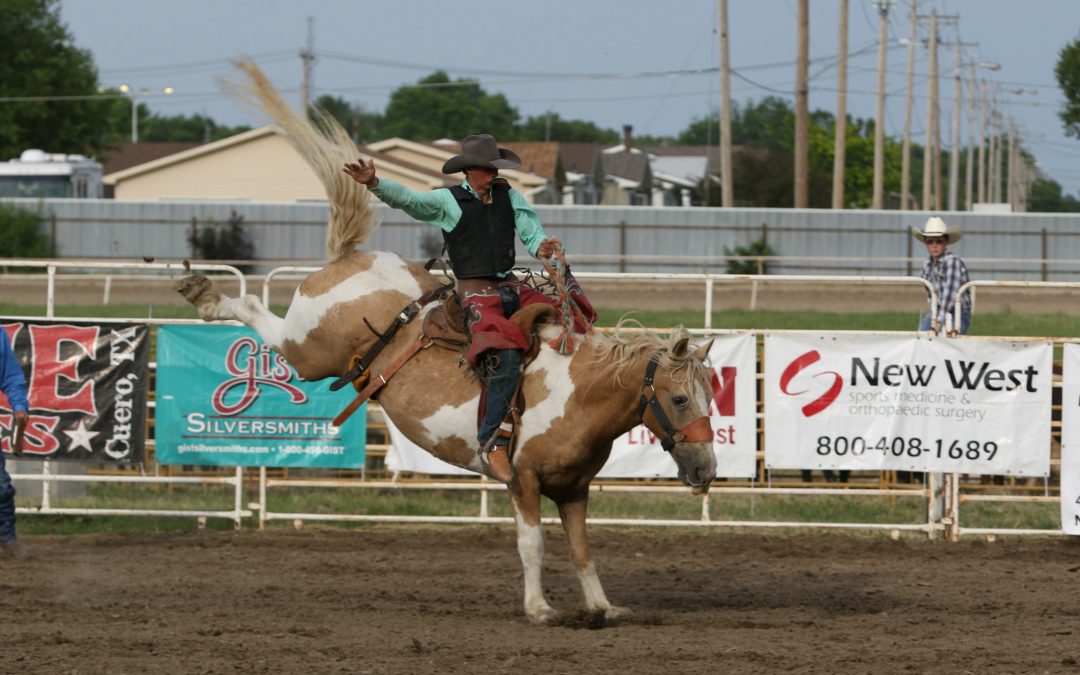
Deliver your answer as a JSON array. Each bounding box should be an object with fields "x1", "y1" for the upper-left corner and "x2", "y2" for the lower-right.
[{"x1": 638, "y1": 351, "x2": 714, "y2": 452}]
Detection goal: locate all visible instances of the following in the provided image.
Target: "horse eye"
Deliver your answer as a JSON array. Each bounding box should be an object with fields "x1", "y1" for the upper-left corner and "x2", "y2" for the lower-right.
[{"x1": 672, "y1": 394, "x2": 690, "y2": 408}]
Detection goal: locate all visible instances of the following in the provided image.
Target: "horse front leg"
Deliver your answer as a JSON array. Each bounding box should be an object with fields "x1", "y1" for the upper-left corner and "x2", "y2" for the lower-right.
[
  {"x1": 556, "y1": 488, "x2": 631, "y2": 621},
  {"x1": 508, "y1": 473, "x2": 559, "y2": 625}
]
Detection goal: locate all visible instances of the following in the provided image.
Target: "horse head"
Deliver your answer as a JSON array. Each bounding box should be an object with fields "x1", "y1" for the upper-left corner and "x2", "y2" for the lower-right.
[{"x1": 637, "y1": 336, "x2": 718, "y2": 494}]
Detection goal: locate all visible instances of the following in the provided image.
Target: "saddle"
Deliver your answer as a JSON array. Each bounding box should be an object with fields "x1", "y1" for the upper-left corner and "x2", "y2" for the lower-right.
[
  {"x1": 422, "y1": 295, "x2": 556, "y2": 363},
  {"x1": 333, "y1": 292, "x2": 558, "y2": 428}
]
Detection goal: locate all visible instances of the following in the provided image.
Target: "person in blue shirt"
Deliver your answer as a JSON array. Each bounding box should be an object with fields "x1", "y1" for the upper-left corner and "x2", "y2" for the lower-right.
[
  {"x1": 0, "y1": 328, "x2": 29, "y2": 559},
  {"x1": 344, "y1": 134, "x2": 594, "y2": 484}
]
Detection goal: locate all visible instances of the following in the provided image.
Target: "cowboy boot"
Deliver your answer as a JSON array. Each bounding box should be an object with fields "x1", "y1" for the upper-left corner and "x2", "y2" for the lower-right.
[
  {"x1": 483, "y1": 438, "x2": 515, "y2": 484},
  {"x1": 477, "y1": 349, "x2": 522, "y2": 483}
]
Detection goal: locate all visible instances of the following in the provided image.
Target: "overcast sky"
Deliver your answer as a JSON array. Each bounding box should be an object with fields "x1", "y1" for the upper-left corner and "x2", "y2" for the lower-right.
[{"x1": 59, "y1": 0, "x2": 1080, "y2": 197}]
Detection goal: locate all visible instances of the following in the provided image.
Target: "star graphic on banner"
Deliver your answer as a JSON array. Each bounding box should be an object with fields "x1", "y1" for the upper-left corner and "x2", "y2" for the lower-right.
[{"x1": 63, "y1": 420, "x2": 100, "y2": 453}]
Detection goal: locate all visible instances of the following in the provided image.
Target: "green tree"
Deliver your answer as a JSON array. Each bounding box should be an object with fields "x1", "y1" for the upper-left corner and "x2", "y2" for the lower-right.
[
  {"x1": 1028, "y1": 177, "x2": 1080, "y2": 212},
  {"x1": 687, "y1": 98, "x2": 908, "y2": 208},
  {"x1": 723, "y1": 237, "x2": 775, "y2": 275},
  {"x1": 0, "y1": 202, "x2": 50, "y2": 258},
  {"x1": 96, "y1": 88, "x2": 251, "y2": 145},
  {"x1": 379, "y1": 71, "x2": 519, "y2": 140},
  {"x1": 139, "y1": 112, "x2": 250, "y2": 143},
  {"x1": 1055, "y1": 37, "x2": 1080, "y2": 138},
  {"x1": 310, "y1": 94, "x2": 382, "y2": 143},
  {"x1": 187, "y1": 211, "x2": 255, "y2": 272},
  {"x1": 511, "y1": 112, "x2": 619, "y2": 144},
  {"x1": 0, "y1": 0, "x2": 113, "y2": 160}
]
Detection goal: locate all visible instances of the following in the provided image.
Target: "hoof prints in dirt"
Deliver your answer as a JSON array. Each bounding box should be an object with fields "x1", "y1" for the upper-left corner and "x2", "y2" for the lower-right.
[{"x1": 554, "y1": 610, "x2": 664, "y2": 630}]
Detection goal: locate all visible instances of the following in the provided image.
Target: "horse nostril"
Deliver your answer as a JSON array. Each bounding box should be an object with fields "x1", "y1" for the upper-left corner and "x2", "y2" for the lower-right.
[{"x1": 695, "y1": 466, "x2": 716, "y2": 486}]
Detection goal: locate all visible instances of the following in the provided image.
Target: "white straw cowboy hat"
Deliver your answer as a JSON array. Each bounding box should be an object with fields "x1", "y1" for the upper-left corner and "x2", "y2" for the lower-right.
[
  {"x1": 441, "y1": 134, "x2": 522, "y2": 174},
  {"x1": 912, "y1": 216, "x2": 962, "y2": 244}
]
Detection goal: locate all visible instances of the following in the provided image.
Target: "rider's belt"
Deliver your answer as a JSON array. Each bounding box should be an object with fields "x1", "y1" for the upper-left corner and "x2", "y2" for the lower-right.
[{"x1": 457, "y1": 277, "x2": 516, "y2": 297}]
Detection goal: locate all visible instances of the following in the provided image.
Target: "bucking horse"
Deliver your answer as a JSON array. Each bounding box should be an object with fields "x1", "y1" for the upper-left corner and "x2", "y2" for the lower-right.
[{"x1": 176, "y1": 60, "x2": 717, "y2": 624}]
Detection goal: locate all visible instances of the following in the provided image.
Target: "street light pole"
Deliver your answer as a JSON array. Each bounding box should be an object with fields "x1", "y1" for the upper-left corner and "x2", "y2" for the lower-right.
[{"x1": 118, "y1": 84, "x2": 173, "y2": 144}]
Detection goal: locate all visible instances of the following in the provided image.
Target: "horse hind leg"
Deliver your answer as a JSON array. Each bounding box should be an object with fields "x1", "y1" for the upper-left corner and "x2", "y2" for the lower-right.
[
  {"x1": 175, "y1": 275, "x2": 285, "y2": 348},
  {"x1": 557, "y1": 490, "x2": 631, "y2": 622}
]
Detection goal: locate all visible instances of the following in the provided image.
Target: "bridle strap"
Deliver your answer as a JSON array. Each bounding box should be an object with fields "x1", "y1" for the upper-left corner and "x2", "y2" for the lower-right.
[{"x1": 639, "y1": 351, "x2": 713, "y2": 452}]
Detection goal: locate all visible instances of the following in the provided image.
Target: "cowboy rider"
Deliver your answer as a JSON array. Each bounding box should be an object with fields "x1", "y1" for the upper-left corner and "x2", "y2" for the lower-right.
[{"x1": 344, "y1": 134, "x2": 594, "y2": 484}]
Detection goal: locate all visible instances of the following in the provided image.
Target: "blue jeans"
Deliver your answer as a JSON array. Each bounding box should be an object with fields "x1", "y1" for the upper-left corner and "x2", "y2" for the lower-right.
[
  {"x1": 0, "y1": 449, "x2": 16, "y2": 543},
  {"x1": 919, "y1": 310, "x2": 971, "y2": 335}
]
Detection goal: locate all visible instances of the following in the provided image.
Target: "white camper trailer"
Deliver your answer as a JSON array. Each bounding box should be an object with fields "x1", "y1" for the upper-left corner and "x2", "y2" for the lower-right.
[{"x1": 0, "y1": 149, "x2": 103, "y2": 199}]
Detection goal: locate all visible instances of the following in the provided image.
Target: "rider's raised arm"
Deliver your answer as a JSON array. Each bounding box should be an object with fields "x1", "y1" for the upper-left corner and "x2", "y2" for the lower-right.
[
  {"x1": 508, "y1": 188, "x2": 547, "y2": 257},
  {"x1": 369, "y1": 178, "x2": 460, "y2": 233}
]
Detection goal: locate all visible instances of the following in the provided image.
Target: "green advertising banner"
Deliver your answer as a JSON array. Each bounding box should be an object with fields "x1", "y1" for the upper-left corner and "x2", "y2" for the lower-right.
[{"x1": 155, "y1": 325, "x2": 365, "y2": 468}]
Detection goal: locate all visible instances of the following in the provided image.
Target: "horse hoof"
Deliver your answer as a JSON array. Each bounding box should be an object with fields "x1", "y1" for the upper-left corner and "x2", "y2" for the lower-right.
[
  {"x1": 526, "y1": 606, "x2": 560, "y2": 626},
  {"x1": 175, "y1": 275, "x2": 211, "y2": 303},
  {"x1": 603, "y1": 605, "x2": 633, "y2": 621}
]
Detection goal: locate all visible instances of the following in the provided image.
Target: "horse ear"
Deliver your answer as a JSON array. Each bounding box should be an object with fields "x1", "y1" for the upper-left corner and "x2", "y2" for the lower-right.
[
  {"x1": 672, "y1": 337, "x2": 690, "y2": 357},
  {"x1": 693, "y1": 339, "x2": 714, "y2": 362}
]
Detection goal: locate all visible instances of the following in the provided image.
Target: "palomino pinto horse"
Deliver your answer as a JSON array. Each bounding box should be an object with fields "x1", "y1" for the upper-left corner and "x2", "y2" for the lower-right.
[{"x1": 178, "y1": 60, "x2": 718, "y2": 624}]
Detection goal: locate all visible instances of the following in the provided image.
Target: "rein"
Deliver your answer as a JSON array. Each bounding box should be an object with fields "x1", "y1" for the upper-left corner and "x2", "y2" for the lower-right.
[
  {"x1": 638, "y1": 350, "x2": 714, "y2": 452},
  {"x1": 538, "y1": 243, "x2": 590, "y2": 355}
]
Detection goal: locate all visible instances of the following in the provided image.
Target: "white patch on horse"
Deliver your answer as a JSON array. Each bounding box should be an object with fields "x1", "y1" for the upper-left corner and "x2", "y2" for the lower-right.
[
  {"x1": 283, "y1": 251, "x2": 423, "y2": 345},
  {"x1": 419, "y1": 397, "x2": 483, "y2": 470},
  {"x1": 516, "y1": 343, "x2": 577, "y2": 450},
  {"x1": 512, "y1": 507, "x2": 556, "y2": 621},
  {"x1": 576, "y1": 561, "x2": 614, "y2": 611}
]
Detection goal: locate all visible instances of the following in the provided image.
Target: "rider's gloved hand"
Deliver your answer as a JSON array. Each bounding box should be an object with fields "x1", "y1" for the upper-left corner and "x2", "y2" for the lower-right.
[{"x1": 537, "y1": 238, "x2": 561, "y2": 259}]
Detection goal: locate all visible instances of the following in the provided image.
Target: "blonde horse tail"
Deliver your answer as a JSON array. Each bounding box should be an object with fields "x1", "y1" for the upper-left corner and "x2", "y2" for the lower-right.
[{"x1": 219, "y1": 58, "x2": 377, "y2": 261}]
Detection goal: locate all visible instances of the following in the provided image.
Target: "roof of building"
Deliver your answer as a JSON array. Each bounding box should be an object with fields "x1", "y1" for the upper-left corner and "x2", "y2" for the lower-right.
[
  {"x1": 602, "y1": 151, "x2": 651, "y2": 183},
  {"x1": 100, "y1": 141, "x2": 203, "y2": 175},
  {"x1": 559, "y1": 143, "x2": 601, "y2": 174}
]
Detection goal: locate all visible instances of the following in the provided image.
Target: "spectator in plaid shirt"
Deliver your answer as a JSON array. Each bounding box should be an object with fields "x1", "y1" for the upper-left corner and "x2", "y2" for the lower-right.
[{"x1": 913, "y1": 217, "x2": 970, "y2": 337}]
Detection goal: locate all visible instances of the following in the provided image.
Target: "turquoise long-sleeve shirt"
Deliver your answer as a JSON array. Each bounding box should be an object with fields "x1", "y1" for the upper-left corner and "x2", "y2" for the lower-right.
[{"x1": 370, "y1": 177, "x2": 547, "y2": 275}]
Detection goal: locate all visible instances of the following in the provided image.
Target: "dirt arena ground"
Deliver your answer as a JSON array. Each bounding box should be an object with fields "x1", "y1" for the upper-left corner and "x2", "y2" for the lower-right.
[{"x1": 6, "y1": 525, "x2": 1080, "y2": 674}]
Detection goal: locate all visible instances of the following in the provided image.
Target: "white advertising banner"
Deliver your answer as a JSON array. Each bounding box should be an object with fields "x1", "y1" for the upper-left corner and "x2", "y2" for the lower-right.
[
  {"x1": 385, "y1": 333, "x2": 758, "y2": 478},
  {"x1": 764, "y1": 334, "x2": 1052, "y2": 477},
  {"x1": 1059, "y1": 344, "x2": 1080, "y2": 535}
]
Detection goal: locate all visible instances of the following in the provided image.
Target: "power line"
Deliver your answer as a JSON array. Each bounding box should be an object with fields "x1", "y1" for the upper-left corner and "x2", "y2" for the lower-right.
[{"x1": 97, "y1": 50, "x2": 297, "y2": 77}]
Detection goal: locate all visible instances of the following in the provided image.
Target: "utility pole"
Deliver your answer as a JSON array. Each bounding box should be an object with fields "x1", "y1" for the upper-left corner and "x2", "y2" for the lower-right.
[
  {"x1": 794, "y1": 0, "x2": 809, "y2": 208},
  {"x1": 1007, "y1": 125, "x2": 1018, "y2": 209},
  {"x1": 900, "y1": 0, "x2": 917, "y2": 210},
  {"x1": 945, "y1": 40, "x2": 977, "y2": 210},
  {"x1": 832, "y1": 0, "x2": 849, "y2": 209},
  {"x1": 871, "y1": 0, "x2": 891, "y2": 209},
  {"x1": 300, "y1": 16, "x2": 315, "y2": 110},
  {"x1": 921, "y1": 11, "x2": 938, "y2": 210},
  {"x1": 718, "y1": 0, "x2": 734, "y2": 207},
  {"x1": 920, "y1": 12, "x2": 958, "y2": 211},
  {"x1": 947, "y1": 40, "x2": 962, "y2": 211},
  {"x1": 964, "y1": 61, "x2": 976, "y2": 210},
  {"x1": 990, "y1": 105, "x2": 1000, "y2": 202},
  {"x1": 977, "y1": 80, "x2": 987, "y2": 203}
]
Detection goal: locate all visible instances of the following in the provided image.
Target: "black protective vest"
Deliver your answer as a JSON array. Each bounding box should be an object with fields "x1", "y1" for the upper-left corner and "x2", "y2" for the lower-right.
[{"x1": 442, "y1": 180, "x2": 516, "y2": 279}]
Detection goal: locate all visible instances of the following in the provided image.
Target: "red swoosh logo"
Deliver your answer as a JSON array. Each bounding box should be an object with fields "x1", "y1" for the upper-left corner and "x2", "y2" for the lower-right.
[{"x1": 780, "y1": 349, "x2": 843, "y2": 417}]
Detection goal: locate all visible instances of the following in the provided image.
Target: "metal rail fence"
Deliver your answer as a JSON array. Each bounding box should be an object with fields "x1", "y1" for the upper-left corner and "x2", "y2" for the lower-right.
[{"x1": 0, "y1": 260, "x2": 1068, "y2": 539}]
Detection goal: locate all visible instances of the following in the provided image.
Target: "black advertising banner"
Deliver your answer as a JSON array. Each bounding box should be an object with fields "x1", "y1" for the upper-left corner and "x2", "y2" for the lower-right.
[{"x1": 0, "y1": 321, "x2": 149, "y2": 463}]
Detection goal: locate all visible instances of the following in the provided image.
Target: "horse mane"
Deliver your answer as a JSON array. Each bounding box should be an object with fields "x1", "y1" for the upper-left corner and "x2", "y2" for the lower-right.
[
  {"x1": 218, "y1": 58, "x2": 377, "y2": 261},
  {"x1": 587, "y1": 319, "x2": 709, "y2": 388}
]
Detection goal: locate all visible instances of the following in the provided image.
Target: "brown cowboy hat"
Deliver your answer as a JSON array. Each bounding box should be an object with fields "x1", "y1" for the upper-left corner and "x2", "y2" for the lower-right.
[{"x1": 441, "y1": 134, "x2": 522, "y2": 174}]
